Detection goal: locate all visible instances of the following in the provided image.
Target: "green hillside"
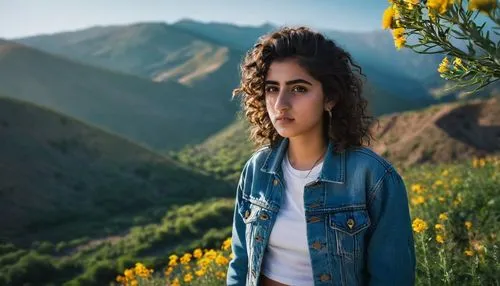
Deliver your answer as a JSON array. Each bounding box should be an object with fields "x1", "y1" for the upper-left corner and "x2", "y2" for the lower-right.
[
  {"x1": 0, "y1": 41, "x2": 239, "y2": 151},
  {"x1": 0, "y1": 95, "x2": 233, "y2": 246}
]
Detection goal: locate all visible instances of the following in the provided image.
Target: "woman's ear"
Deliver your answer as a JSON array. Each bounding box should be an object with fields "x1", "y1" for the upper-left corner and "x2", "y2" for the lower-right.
[{"x1": 324, "y1": 100, "x2": 336, "y2": 112}]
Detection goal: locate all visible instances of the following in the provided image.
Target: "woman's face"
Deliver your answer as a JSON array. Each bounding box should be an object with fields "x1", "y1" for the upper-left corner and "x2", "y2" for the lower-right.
[{"x1": 265, "y1": 58, "x2": 331, "y2": 139}]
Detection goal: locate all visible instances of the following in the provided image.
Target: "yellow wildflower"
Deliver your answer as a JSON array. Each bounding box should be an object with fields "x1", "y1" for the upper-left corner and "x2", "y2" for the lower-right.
[
  {"x1": 216, "y1": 271, "x2": 227, "y2": 279},
  {"x1": 411, "y1": 195, "x2": 425, "y2": 205},
  {"x1": 116, "y1": 275, "x2": 126, "y2": 284},
  {"x1": 411, "y1": 184, "x2": 424, "y2": 194},
  {"x1": 168, "y1": 259, "x2": 178, "y2": 267},
  {"x1": 382, "y1": 5, "x2": 395, "y2": 29},
  {"x1": 171, "y1": 278, "x2": 180, "y2": 286},
  {"x1": 405, "y1": 0, "x2": 420, "y2": 9},
  {"x1": 438, "y1": 197, "x2": 445, "y2": 203},
  {"x1": 222, "y1": 238, "x2": 232, "y2": 251},
  {"x1": 216, "y1": 254, "x2": 229, "y2": 266},
  {"x1": 193, "y1": 248, "x2": 203, "y2": 259},
  {"x1": 436, "y1": 234, "x2": 445, "y2": 244},
  {"x1": 130, "y1": 280, "x2": 138, "y2": 286},
  {"x1": 392, "y1": 27, "x2": 405, "y2": 38},
  {"x1": 180, "y1": 253, "x2": 192, "y2": 264},
  {"x1": 471, "y1": 240, "x2": 486, "y2": 253},
  {"x1": 453, "y1": 57, "x2": 466, "y2": 70},
  {"x1": 442, "y1": 169, "x2": 449, "y2": 176},
  {"x1": 427, "y1": 0, "x2": 454, "y2": 14},
  {"x1": 439, "y1": 213, "x2": 449, "y2": 221},
  {"x1": 124, "y1": 269, "x2": 135, "y2": 279},
  {"x1": 464, "y1": 249, "x2": 474, "y2": 256},
  {"x1": 165, "y1": 266, "x2": 174, "y2": 276},
  {"x1": 412, "y1": 218, "x2": 428, "y2": 233},
  {"x1": 438, "y1": 57, "x2": 450, "y2": 74},
  {"x1": 195, "y1": 267, "x2": 207, "y2": 277},
  {"x1": 468, "y1": 0, "x2": 497, "y2": 13},
  {"x1": 134, "y1": 263, "x2": 153, "y2": 278},
  {"x1": 184, "y1": 273, "x2": 193, "y2": 283},
  {"x1": 465, "y1": 221, "x2": 473, "y2": 230},
  {"x1": 394, "y1": 36, "x2": 406, "y2": 49},
  {"x1": 435, "y1": 223, "x2": 445, "y2": 230},
  {"x1": 197, "y1": 257, "x2": 211, "y2": 268},
  {"x1": 204, "y1": 249, "x2": 218, "y2": 260}
]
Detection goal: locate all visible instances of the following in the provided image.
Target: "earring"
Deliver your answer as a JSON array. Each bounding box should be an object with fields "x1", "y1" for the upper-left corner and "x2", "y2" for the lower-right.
[{"x1": 328, "y1": 109, "x2": 332, "y2": 121}]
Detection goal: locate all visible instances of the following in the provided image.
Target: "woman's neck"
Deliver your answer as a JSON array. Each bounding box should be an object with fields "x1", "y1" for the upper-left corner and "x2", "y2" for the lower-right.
[{"x1": 287, "y1": 135, "x2": 327, "y2": 171}]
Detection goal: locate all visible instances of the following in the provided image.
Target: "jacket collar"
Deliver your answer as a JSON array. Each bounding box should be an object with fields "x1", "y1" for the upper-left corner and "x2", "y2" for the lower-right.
[{"x1": 260, "y1": 137, "x2": 345, "y2": 184}]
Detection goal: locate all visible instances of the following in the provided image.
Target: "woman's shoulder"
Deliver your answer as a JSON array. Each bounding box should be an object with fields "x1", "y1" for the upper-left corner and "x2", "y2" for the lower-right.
[
  {"x1": 343, "y1": 145, "x2": 395, "y2": 173},
  {"x1": 245, "y1": 145, "x2": 272, "y2": 167}
]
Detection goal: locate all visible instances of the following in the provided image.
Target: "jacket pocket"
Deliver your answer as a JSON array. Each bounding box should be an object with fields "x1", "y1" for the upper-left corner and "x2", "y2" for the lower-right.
[{"x1": 328, "y1": 208, "x2": 371, "y2": 258}]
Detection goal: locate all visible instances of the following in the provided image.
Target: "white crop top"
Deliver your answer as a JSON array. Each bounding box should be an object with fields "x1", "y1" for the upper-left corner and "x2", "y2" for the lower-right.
[{"x1": 261, "y1": 151, "x2": 323, "y2": 285}]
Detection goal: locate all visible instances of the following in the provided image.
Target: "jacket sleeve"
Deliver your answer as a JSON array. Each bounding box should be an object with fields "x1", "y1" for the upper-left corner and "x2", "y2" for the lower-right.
[
  {"x1": 226, "y1": 162, "x2": 249, "y2": 285},
  {"x1": 366, "y1": 167, "x2": 416, "y2": 286}
]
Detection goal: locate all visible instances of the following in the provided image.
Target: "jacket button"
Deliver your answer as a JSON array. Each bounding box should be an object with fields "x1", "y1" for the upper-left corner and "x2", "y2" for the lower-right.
[
  {"x1": 244, "y1": 210, "x2": 250, "y2": 219},
  {"x1": 273, "y1": 179, "x2": 279, "y2": 186},
  {"x1": 312, "y1": 241, "x2": 322, "y2": 250},
  {"x1": 255, "y1": 235, "x2": 263, "y2": 242},
  {"x1": 320, "y1": 274, "x2": 331, "y2": 282},
  {"x1": 259, "y1": 212, "x2": 269, "y2": 220},
  {"x1": 347, "y1": 218, "x2": 355, "y2": 229},
  {"x1": 308, "y1": 216, "x2": 321, "y2": 223}
]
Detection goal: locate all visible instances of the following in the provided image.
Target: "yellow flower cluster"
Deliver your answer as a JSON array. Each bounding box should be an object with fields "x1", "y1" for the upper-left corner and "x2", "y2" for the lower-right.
[
  {"x1": 427, "y1": 0, "x2": 455, "y2": 16},
  {"x1": 382, "y1": 2, "x2": 409, "y2": 49},
  {"x1": 116, "y1": 263, "x2": 154, "y2": 286},
  {"x1": 165, "y1": 238, "x2": 232, "y2": 285},
  {"x1": 116, "y1": 238, "x2": 233, "y2": 285},
  {"x1": 438, "y1": 57, "x2": 450, "y2": 74}
]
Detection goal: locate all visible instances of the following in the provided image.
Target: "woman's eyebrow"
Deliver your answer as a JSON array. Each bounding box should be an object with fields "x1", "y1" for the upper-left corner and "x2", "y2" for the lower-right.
[{"x1": 264, "y1": 79, "x2": 313, "y2": 86}]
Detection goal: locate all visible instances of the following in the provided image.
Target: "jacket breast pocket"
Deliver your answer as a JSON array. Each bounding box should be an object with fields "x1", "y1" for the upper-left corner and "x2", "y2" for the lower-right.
[{"x1": 328, "y1": 209, "x2": 371, "y2": 258}]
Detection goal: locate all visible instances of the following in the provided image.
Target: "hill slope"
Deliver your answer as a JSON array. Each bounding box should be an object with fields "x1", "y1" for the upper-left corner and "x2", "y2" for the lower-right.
[
  {"x1": 0, "y1": 40, "x2": 238, "y2": 151},
  {"x1": 372, "y1": 97, "x2": 500, "y2": 167},
  {"x1": 15, "y1": 22, "x2": 233, "y2": 85},
  {"x1": 0, "y1": 95, "x2": 232, "y2": 244}
]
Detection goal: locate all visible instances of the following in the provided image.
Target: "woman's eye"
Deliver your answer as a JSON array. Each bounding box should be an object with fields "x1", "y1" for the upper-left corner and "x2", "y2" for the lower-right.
[
  {"x1": 265, "y1": 86, "x2": 279, "y2": 93},
  {"x1": 292, "y1": 85, "x2": 307, "y2": 93}
]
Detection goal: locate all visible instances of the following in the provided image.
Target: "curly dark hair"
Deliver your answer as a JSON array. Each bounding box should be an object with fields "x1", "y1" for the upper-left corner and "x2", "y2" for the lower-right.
[{"x1": 232, "y1": 26, "x2": 375, "y2": 151}]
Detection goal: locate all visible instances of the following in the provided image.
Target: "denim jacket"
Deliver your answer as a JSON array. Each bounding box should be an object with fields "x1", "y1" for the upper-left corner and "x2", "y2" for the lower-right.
[{"x1": 226, "y1": 138, "x2": 416, "y2": 286}]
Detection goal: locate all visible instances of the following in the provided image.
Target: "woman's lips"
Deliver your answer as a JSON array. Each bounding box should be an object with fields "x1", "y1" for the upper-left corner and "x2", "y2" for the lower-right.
[{"x1": 276, "y1": 117, "x2": 294, "y2": 124}]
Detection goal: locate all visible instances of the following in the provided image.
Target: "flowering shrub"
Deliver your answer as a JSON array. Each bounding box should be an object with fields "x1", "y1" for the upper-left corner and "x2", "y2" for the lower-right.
[{"x1": 382, "y1": 0, "x2": 499, "y2": 95}]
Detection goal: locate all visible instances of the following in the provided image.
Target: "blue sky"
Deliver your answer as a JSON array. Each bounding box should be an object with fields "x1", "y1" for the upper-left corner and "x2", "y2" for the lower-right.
[{"x1": 0, "y1": 0, "x2": 388, "y2": 38}]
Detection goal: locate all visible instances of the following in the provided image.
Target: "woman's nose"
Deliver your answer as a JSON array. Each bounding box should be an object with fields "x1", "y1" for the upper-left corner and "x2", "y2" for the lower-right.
[{"x1": 275, "y1": 90, "x2": 290, "y2": 112}]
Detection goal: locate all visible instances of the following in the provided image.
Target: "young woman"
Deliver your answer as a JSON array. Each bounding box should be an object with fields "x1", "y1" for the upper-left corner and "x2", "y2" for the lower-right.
[{"x1": 227, "y1": 26, "x2": 416, "y2": 286}]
